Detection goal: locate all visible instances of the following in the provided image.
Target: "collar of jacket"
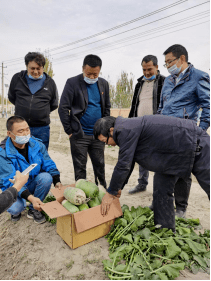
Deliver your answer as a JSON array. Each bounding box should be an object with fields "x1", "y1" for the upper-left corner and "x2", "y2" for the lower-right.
[
  {"x1": 19, "y1": 70, "x2": 51, "y2": 82},
  {"x1": 137, "y1": 70, "x2": 161, "y2": 83},
  {"x1": 169, "y1": 63, "x2": 193, "y2": 84},
  {"x1": 5, "y1": 137, "x2": 40, "y2": 159},
  {"x1": 79, "y1": 73, "x2": 104, "y2": 105}
]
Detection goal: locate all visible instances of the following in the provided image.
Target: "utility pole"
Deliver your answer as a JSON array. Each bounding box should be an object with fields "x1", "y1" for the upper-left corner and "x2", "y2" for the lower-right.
[{"x1": 1, "y1": 62, "x2": 7, "y2": 118}]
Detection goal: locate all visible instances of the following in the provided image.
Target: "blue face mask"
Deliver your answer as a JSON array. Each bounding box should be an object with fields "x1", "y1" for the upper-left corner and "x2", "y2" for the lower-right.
[
  {"x1": 167, "y1": 59, "x2": 182, "y2": 75},
  {"x1": 11, "y1": 132, "x2": 30, "y2": 145},
  {"x1": 28, "y1": 74, "x2": 43, "y2": 80},
  {"x1": 143, "y1": 75, "x2": 156, "y2": 81},
  {"x1": 84, "y1": 76, "x2": 98, "y2": 84}
]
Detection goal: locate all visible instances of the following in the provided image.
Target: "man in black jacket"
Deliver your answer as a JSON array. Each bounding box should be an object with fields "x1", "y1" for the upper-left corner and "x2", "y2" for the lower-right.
[
  {"x1": 59, "y1": 54, "x2": 111, "y2": 188},
  {"x1": 8, "y1": 52, "x2": 58, "y2": 150},
  {"x1": 128, "y1": 55, "x2": 165, "y2": 194},
  {"x1": 93, "y1": 116, "x2": 210, "y2": 230}
]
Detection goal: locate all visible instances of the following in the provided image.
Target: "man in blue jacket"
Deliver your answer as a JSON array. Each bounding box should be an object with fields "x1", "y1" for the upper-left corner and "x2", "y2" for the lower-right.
[
  {"x1": 157, "y1": 44, "x2": 210, "y2": 218},
  {"x1": 93, "y1": 116, "x2": 210, "y2": 231},
  {"x1": 0, "y1": 116, "x2": 63, "y2": 223}
]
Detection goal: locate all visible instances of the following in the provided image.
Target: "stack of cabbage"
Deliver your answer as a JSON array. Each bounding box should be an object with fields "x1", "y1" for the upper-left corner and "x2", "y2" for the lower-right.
[{"x1": 62, "y1": 179, "x2": 106, "y2": 213}]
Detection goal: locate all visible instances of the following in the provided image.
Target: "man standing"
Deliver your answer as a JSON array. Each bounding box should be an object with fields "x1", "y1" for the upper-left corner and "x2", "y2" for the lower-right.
[
  {"x1": 128, "y1": 55, "x2": 165, "y2": 194},
  {"x1": 0, "y1": 116, "x2": 63, "y2": 223},
  {"x1": 59, "y1": 54, "x2": 111, "y2": 188},
  {"x1": 8, "y1": 52, "x2": 58, "y2": 150},
  {"x1": 158, "y1": 44, "x2": 210, "y2": 217}
]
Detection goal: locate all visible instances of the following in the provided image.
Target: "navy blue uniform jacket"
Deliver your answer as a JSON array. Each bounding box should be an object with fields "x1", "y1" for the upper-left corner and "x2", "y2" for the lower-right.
[{"x1": 107, "y1": 115, "x2": 205, "y2": 195}]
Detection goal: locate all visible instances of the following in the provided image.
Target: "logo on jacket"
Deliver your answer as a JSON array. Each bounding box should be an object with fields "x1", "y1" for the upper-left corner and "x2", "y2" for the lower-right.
[{"x1": 44, "y1": 88, "x2": 48, "y2": 90}]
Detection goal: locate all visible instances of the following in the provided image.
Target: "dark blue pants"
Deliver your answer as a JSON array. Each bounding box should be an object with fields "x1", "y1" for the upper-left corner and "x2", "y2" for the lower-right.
[
  {"x1": 153, "y1": 131, "x2": 210, "y2": 230},
  {"x1": 30, "y1": 125, "x2": 50, "y2": 150}
]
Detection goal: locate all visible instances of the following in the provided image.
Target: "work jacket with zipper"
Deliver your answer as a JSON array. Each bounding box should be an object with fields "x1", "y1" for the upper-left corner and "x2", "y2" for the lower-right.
[
  {"x1": 129, "y1": 70, "x2": 165, "y2": 117},
  {"x1": 58, "y1": 73, "x2": 111, "y2": 139},
  {"x1": 8, "y1": 71, "x2": 58, "y2": 127},
  {"x1": 107, "y1": 115, "x2": 205, "y2": 196},
  {"x1": 157, "y1": 64, "x2": 210, "y2": 130}
]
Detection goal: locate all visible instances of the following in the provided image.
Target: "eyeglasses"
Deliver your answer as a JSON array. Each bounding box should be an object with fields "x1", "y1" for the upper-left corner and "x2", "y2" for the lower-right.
[{"x1": 163, "y1": 58, "x2": 179, "y2": 68}]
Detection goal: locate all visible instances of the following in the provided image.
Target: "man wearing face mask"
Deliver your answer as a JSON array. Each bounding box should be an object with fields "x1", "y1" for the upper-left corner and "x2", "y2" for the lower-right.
[
  {"x1": 0, "y1": 116, "x2": 63, "y2": 223},
  {"x1": 59, "y1": 54, "x2": 111, "y2": 188},
  {"x1": 8, "y1": 52, "x2": 58, "y2": 150},
  {"x1": 128, "y1": 55, "x2": 165, "y2": 194},
  {"x1": 157, "y1": 44, "x2": 210, "y2": 218}
]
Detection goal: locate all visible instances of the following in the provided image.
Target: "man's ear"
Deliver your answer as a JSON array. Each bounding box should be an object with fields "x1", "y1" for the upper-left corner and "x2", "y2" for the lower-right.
[{"x1": 110, "y1": 127, "x2": 114, "y2": 136}]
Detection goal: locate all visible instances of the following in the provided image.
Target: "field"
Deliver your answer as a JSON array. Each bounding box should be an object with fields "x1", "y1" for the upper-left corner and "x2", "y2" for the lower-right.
[{"x1": 0, "y1": 116, "x2": 210, "y2": 280}]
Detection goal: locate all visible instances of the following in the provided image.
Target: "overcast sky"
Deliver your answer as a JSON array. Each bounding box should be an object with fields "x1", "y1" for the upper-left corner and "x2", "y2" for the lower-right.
[{"x1": 1, "y1": 0, "x2": 210, "y2": 96}]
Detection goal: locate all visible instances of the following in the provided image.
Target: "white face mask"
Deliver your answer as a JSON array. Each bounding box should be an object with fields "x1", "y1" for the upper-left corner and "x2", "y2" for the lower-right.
[
  {"x1": 10, "y1": 132, "x2": 30, "y2": 144},
  {"x1": 84, "y1": 75, "x2": 98, "y2": 84},
  {"x1": 167, "y1": 59, "x2": 182, "y2": 75}
]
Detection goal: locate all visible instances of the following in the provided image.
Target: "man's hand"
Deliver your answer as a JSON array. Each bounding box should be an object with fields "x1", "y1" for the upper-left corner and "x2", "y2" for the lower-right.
[
  {"x1": 69, "y1": 134, "x2": 72, "y2": 139},
  {"x1": 55, "y1": 182, "x2": 63, "y2": 190},
  {"x1": 116, "y1": 190, "x2": 122, "y2": 198},
  {"x1": 101, "y1": 191, "x2": 120, "y2": 216},
  {"x1": 28, "y1": 195, "x2": 44, "y2": 211},
  {"x1": 9, "y1": 171, "x2": 29, "y2": 192}
]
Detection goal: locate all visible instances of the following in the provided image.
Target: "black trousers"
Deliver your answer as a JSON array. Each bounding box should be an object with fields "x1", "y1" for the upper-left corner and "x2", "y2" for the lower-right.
[
  {"x1": 174, "y1": 176, "x2": 192, "y2": 211},
  {"x1": 70, "y1": 135, "x2": 106, "y2": 188},
  {"x1": 153, "y1": 131, "x2": 210, "y2": 230}
]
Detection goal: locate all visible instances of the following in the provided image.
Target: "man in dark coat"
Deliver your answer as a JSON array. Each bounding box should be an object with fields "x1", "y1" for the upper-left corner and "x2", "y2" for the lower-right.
[
  {"x1": 128, "y1": 55, "x2": 165, "y2": 194},
  {"x1": 93, "y1": 116, "x2": 210, "y2": 231},
  {"x1": 59, "y1": 54, "x2": 111, "y2": 188},
  {"x1": 8, "y1": 52, "x2": 58, "y2": 150}
]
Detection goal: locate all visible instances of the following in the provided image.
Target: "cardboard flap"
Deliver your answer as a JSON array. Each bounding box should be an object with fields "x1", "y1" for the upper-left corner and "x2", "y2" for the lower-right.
[
  {"x1": 73, "y1": 198, "x2": 123, "y2": 233},
  {"x1": 41, "y1": 201, "x2": 70, "y2": 219}
]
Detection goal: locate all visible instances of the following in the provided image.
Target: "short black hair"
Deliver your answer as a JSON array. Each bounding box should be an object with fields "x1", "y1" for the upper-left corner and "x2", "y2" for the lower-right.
[
  {"x1": 163, "y1": 44, "x2": 188, "y2": 62},
  {"x1": 6, "y1": 116, "x2": 26, "y2": 131},
  {"x1": 142, "y1": 55, "x2": 158, "y2": 66},
  {"x1": 93, "y1": 116, "x2": 116, "y2": 140},
  {"x1": 25, "y1": 52, "x2": 46, "y2": 67},
  {"x1": 83, "y1": 54, "x2": 102, "y2": 68}
]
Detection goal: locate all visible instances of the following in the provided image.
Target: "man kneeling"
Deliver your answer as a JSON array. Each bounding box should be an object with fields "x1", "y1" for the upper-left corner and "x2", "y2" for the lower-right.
[
  {"x1": 0, "y1": 116, "x2": 63, "y2": 223},
  {"x1": 93, "y1": 115, "x2": 210, "y2": 231}
]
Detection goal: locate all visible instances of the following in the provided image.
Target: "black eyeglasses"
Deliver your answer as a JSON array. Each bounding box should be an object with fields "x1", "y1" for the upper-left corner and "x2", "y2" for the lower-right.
[{"x1": 163, "y1": 58, "x2": 179, "y2": 68}]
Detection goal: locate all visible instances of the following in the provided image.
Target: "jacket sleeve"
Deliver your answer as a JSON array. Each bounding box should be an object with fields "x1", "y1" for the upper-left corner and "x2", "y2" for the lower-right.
[
  {"x1": 50, "y1": 80, "x2": 59, "y2": 112},
  {"x1": 197, "y1": 73, "x2": 210, "y2": 130},
  {"x1": 104, "y1": 81, "x2": 111, "y2": 117},
  {"x1": 8, "y1": 74, "x2": 17, "y2": 105},
  {"x1": 0, "y1": 187, "x2": 18, "y2": 214},
  {"x1": 107, "y1": 129, "x2": 140, "y2": 196},
  {"x1": 58, "y1": 79, "x2": 74, "y2": 135},
  {"x1": 157, "y1": 86, "x2": 165, "y2": 114},
  {"x1": 39, "y1": 142, "x2": 60, "y2": 177}
]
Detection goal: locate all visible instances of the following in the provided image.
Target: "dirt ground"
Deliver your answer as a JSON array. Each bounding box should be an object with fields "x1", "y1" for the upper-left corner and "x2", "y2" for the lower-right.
[{"x1": 0, "y1": 117, "x2": 210, "y2": 280}]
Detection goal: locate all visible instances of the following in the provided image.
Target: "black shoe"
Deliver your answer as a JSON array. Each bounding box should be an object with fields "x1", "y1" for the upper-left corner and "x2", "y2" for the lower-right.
[
  {"x1": 128, "y1": 184, "x2": 146, "y2": 194},
  {"x1": 27, "y1": 209, "x2": 46, "y2": 224},
  {"x1": 11, "y1": 213, "x2": 21, "y2": 222},
  {"x1": 175, "y1": 209, "x2": 186, "y2": 218}
]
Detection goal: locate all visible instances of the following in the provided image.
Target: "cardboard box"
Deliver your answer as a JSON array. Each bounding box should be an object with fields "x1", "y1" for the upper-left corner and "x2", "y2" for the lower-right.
[{"x1": 41, "y1": 185, "x2": 123, "y2": 249}]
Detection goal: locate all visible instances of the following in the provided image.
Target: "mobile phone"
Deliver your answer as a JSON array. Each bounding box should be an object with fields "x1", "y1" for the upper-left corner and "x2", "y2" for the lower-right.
[{"x1": 22, "y1": 164, "x2": 38, "y2": 175}]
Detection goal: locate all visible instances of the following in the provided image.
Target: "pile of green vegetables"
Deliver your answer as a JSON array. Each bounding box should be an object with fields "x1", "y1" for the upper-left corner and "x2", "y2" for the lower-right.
[
  {"x1": 103, "y1": 204, "x2": 210, "y2": 280},
  {"x1": 42, "y1": 180, "x2": 105, "y2": 223},
  {"x1": 62, "y1": 179, "x2": 105, "y2": 213}
]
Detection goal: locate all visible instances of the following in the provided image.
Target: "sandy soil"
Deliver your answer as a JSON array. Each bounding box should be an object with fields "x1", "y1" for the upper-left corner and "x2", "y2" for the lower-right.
[{"x1": 0, "y1": 118, "x2": 210, "y2": 280}]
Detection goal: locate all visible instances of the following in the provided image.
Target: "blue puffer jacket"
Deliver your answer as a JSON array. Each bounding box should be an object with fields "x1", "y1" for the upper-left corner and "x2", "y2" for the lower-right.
[
  {"x1": 157, "y1": 64, "x2": 210, "y2": 130},
  {"x1": 0, "y1": 137, "x2": 60, "y2": 197}
]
